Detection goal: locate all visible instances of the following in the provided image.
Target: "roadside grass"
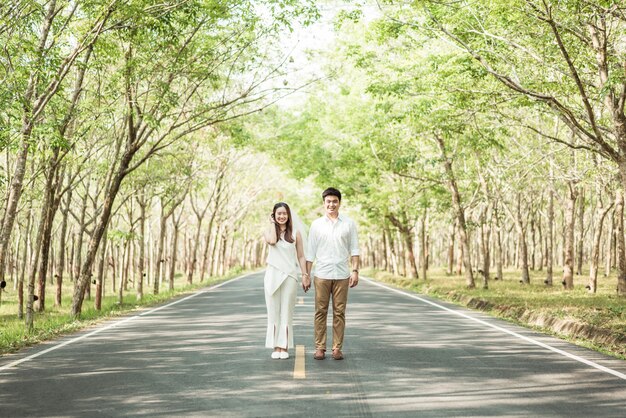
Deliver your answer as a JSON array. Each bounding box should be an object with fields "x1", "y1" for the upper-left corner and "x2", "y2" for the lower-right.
[
  {"x1": 0, "y1": 268, "x2": 255, "y2": 356},
  {"x1": 363, "y1": 267, "x2": 626, "y2": 360}
]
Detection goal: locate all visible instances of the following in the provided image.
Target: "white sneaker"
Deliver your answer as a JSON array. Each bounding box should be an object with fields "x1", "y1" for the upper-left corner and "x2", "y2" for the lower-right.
[
  {"x1": 271, "y1": 352, "x2": 281, "y2": 359},
  {"x1": 279, "y1": 351, "x2": 289, "y2": 359}
]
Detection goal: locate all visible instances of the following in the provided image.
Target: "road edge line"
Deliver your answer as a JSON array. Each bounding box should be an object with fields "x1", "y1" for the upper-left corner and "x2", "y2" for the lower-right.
[
  {"x1": 0, "y1": 272, "x2": 255, "y2": 372},
  {"x1": 362, "y1": 276, "x2": 626, "y2": 381}
]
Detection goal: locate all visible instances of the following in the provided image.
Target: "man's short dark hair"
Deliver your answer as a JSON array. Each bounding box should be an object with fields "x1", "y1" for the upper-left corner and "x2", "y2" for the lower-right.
[{"x1": 322, "y1": 187, "x2": 342, "y2": 201}]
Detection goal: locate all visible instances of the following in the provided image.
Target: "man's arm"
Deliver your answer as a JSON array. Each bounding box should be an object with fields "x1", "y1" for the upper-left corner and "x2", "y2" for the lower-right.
[
  {"x1": 303, "y1": 222, "x2": 317, "y2": 292},
  {"x1": 349, "y1": 256, "x2": 360, "y2": 288},
  {"x1": 349, "y1": 220, "x2": 360, "y2": 288}
]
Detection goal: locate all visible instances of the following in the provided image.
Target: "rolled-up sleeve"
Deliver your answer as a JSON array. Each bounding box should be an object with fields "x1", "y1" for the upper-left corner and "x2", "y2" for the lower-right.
[
  {"x1": 350, "y1": 220, "x2": 359, "y2": 256},
  {"x1": 306, "y1": 223, "x2": 318, "y2": 262}
]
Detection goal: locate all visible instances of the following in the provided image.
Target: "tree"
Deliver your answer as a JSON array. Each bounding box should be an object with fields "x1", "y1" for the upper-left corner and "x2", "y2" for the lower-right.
[{"x1": 398, "y1": 1, "x2": 626, "y2": 294}]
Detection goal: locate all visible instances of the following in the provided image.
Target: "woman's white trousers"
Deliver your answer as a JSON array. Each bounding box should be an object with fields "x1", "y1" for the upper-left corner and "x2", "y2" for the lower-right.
[{"x1": 264, "y1": 267, "x2": 297, "y2": 349}]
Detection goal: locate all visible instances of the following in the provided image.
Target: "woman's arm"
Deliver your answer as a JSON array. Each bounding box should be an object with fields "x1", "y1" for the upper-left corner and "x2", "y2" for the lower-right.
[
  {"x1": 263, "y1": 216, "x2": 278, "y2": 245},
  {"x1": 296, "y1": 231, "x2": 311, "y2": 292},
  {"x1": 295, "y1": 231, "x2": 308, "y2": 273}
]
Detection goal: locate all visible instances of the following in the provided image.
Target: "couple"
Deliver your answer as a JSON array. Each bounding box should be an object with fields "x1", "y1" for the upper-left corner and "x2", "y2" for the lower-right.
[{"x1": 263, "y1": 187, "x2": 359, "y2": 361}]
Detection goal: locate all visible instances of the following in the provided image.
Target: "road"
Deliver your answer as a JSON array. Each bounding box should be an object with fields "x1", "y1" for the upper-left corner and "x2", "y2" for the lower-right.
[{"x1": 1, "y1": 271, "x2": 625, "y2": 417}]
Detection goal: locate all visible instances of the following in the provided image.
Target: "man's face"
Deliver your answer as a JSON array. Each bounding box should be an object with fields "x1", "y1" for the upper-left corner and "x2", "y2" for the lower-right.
[{"x1": 324, "y1": 195, "x2": 340, "y2": 217}]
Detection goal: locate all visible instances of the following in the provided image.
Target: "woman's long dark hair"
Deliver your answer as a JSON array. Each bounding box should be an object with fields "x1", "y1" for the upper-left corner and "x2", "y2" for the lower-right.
[{"x1": 273, "y1": 202, "x2": 294, "y2": 243}]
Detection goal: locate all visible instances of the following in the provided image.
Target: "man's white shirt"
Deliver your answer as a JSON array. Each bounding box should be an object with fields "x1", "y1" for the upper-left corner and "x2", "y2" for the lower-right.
[{"x1": 306, "y1": 214, "x2": 359, "y2": 280}]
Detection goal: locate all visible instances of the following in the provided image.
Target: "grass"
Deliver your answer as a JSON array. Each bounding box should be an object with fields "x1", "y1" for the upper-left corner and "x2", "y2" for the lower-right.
[
  {"x1": 363, "y1": 267, "x2": 626, "y2": 360},
  {"x1": 0, "y1": 268, "x2": 255, "y2": 356}
]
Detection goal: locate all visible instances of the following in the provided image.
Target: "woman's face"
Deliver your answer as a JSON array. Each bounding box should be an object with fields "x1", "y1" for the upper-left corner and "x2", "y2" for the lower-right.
[{"x1": 274, "y1": 207, "x2": 289, "y2": 225}]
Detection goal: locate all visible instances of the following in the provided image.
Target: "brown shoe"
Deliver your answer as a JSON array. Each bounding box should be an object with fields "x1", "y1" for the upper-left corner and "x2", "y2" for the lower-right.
[
  {"x1": 332, "y1": 349, "x2": 344, "y2": 360},
  {"x1": 313, "y1": 349, "x2": 325, "y2": 360}
]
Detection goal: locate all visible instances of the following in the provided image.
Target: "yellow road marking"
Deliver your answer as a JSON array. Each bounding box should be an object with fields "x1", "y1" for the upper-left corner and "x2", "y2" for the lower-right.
[{"x1": 294, "y1": 345, "x2": 305, "y2": 379}]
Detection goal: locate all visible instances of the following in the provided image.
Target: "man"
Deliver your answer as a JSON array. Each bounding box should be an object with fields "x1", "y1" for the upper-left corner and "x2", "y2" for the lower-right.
[{"x1": 302, "y1": 187, "x2": 359, "y2": 361}]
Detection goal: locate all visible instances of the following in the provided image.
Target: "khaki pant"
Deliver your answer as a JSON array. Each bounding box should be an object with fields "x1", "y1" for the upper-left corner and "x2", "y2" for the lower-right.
[{"x1": 314, "y1": 277, "x2": 349, "y2": 351}]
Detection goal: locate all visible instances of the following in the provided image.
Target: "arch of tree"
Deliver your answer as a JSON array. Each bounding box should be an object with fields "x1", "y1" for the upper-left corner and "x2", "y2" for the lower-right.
[
  {"x1": 247, "y1": 1, "x2": 626, "y2": 297},
  {"x1": 2, "y1": 1, "x2": 625, "y2": 337},
  {"x1": 0, "y1": 0, "x2": 318, "y2": 331}
]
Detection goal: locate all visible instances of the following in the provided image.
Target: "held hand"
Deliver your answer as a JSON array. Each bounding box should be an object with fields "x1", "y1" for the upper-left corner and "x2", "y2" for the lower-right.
[
  {"x1": 301, "y1": 274, "x2": 311, "y2": 293},
  {"x1": 269, "y1": 214, "x2": 276, "y2": 224},
  {"x1": 349, "y1": 271, "x2": 359, "y2": 288}
]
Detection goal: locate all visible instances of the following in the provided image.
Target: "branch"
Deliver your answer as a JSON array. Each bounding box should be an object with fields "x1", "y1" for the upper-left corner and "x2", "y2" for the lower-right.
[{"x1": 420, "y1": 7, "x2": 620, "y2": 162}]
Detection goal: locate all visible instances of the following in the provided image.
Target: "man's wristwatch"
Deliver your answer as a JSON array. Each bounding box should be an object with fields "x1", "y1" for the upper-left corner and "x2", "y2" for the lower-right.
[{"x1": 352, "y1": 269, "x2": 359, "y2": 274}]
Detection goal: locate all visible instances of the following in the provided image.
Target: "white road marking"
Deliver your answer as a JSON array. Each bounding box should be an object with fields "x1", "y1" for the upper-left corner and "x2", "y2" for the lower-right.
[
  {"x1": 0, "y1": 272, "x2": 254, "y2": 372},
  {"x1": 363, "y1": 277, "x2": 626, "y2": 381}
]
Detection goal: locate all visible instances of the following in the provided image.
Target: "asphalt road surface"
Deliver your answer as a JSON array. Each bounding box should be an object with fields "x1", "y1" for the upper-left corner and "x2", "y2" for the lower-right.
[{"x1": 1, "y1": 271, "x2": 625, "y2": 417}]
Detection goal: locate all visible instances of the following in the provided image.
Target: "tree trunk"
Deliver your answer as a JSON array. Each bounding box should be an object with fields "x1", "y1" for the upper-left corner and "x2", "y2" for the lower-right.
[
  {"x1": 446, "y1": 220, "x2": 455, "y2": 275},
  {"x1": 388, "y1": 213, "x2": 417, "y2": 279},
  {"x1": 95, "y1": 222, "x2": 108, "y2": 310},
  {"x1": 219, "y1": 232, "x2": 227, "y2": 276},
  {"x1": 200, "y1": 171, "x2": 224, "y2": 281},
  {"x1": 615, "y1": 172, "x2": 626, "y2": 296},
  {"x1": 187, "y1": 216, "x2": 202, "y2": 284},
  {"x1": 0, "y1": 0, "x2": 58, "y2": 283},
  {"x1": 396, "y1": 230, "x2": 406, "y2": 277},
  {"x1": 537, "y1": 214, "x2": 544, "y2": 271},
  {"x1": 456, "y1": 223, "x2": 464, "y2": 276},
  {"x1": 56, "y1": 184, "x2": 72, "y2": 306},
  {"x1": 381, "y1": 224, "x2": 388, "y2": 272},
  {"x1": 562, "y1": 183, "x2": 577, "y2": 290},
  {"x1": 123, "y1": 240, "x2": 131, "y2": 291},
  {"x1": 26, "y1": 196, "x2": 48, "y2": 330},
  {"x1": 611, "y1": 208, "x2": 617, "y2": 270},
  {"x1": 36, "y1": 154, "x2": 65, "y2": 312},
  {"x1": 436, "y1": 135, "x2": 474, "y2": 288},
  {"x1": 588, "y1": 193, "x2": 612, "y2": 293},
  {"x1": 70, "y1": 145, "x2": 136, "y2": 317},
  {"x1": 137, "y1": 194, "x2": 146, "y2": 301},
  {"x1": 529, "y1": 210, "x2": 536, "y2": 271},
  {"x1": 75, "y1": 179, "x2": 90, "y2": 300},
  {"x1": 35, "y1": 169, "x2": 54, "y2": 313},
  {"x1": 546, "y1": 189, "x2": 554, "y2": 286},
  {"x1": 18, "y1": 203, "x2": 33, "y2": 319},
  {"x1": 420, "y1": 209, "x2": 427, "y2": 280},
  {"x1": 576, "y1": 187, "x2": 585, "y2": 275},
  {"x1": 515, "y1": 194, "x2": 530, "y2": 285},
  {"x1": 210, "y1": 225, "x2": 222, "y2": 277},
  {"x1": 480, "y1": 207, "x2": 490, "y2": 289},
  {"x1": 404, "y1": 227, "x2": 418, "y2": 279},
  {"x1": 169, "y1": 212, "x2": 182, "y2": 291},
  {"x1": 117, "y1": 243, "x2": 124, "y2": 305},
  {"x1": 604, "y1": 208, "x2": 614, "y2": 277},
  {"x1": 199, "y1": 213, "x2": 215, "y2": 281},
  {"x1": 368, "y1": 235, "x2": 376, "y2": 269},
  {"x1": 493, "y1": 203, "x2": 503, "y2": 281},
  {"x1": 384, "y1": 223, "x2": 398, "y2": 275},
  {"x1": 155, "y1": 205, "x2": 167, "y2": 295},
  {"x1": 1, "y1": 140, "x2": 31, "y2": 290}
]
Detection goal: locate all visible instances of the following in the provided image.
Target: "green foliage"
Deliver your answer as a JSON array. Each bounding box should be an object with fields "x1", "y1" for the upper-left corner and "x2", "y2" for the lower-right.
[
  {"x1": 108, "y1": 229, "x2": 136, "y2": 243},
  {"x1": 335, "y1": 8, "x2": 364, "y2": 30}
]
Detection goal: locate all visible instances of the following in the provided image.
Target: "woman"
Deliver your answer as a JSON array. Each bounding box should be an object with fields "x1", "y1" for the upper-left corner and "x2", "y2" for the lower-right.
[{"x1": 263, "y1": 202, "x2": 308, "y2": 359}]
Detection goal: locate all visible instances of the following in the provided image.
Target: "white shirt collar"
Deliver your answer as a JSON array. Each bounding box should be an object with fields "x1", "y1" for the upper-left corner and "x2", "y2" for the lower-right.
[{"x1": 324, "y1": 213, "x2": 343, "y2": 223}]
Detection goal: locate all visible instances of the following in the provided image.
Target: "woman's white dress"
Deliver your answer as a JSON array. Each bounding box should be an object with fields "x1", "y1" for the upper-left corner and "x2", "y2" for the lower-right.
[{"x1": 265, "y1": 233, "x2": 299, "y2": 349}]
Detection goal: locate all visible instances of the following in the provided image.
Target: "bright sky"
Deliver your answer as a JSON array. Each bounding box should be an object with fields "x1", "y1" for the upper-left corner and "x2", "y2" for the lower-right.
[{"x1": 273, "y1": 1, "x2": 381, "y2": 108}]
